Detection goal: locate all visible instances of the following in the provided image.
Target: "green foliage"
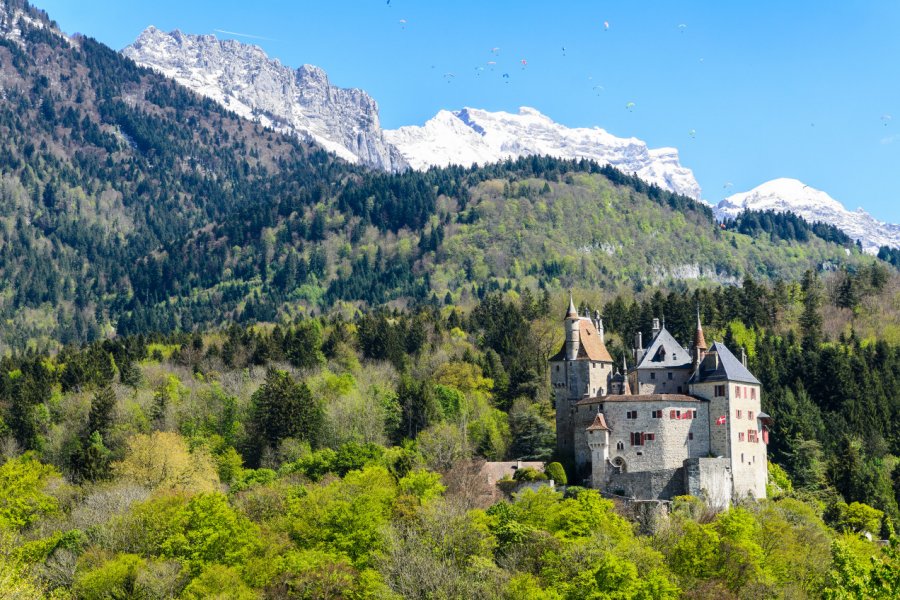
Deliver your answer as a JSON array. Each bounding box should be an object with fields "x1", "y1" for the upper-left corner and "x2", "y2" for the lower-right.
[
  {"x1": 286, "y1": 465, "x2": 397, "y2": 567},
  {"x1": 398, "y1": 469, "x2": 446, "y2": 504},
  {"x1": 248, "y1": 368, "x2": 324, "y2": 465},
  {"x1": 544, "y1": 462, "x2": 567, "y2": 486},
  {"x1": 182, "y1": 564, "x2": 258, "y2": 600},
  {"x1": 831, "y1": 501, "x2": 884, "y2": 535},
  {"x1": 72, "y1": 553, "x2": 146, "y2": 600},
  {"x1": 162, "y1": 492, "x2": 260, "y2": 573},
  {"x1": 0, "y1": 454, "x2": 60, "y2": 530}
]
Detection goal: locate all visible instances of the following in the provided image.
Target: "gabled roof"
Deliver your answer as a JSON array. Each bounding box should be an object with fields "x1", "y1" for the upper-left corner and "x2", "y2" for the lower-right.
[
  {"x1": 635, "y1": 327, "x2": 691, "y2": 369},
  {"x1": 688, "y1": 341, "x2": 760, "y2": 385},
  {"x1": 577, "y1": 393, "x2": 701, "y2": 405},
  {"x1": 549, "y1": 318, "x2": 614, "y2": 363}
]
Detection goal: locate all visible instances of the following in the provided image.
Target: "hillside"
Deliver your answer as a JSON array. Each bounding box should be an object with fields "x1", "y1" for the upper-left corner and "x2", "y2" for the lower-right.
[{"x1": 0, "y1": 0, "x2": 882, "y2": 353}]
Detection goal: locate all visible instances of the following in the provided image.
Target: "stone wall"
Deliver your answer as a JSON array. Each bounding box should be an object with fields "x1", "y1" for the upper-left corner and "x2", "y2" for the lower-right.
[
  {"x1": 635, "y1": 367, "x2": 691, "y2": 395},
  {"x1": 684, "y1": 457, "x2": 733, "y2": 509},
  {"x1": 607, "y1": 467, "x2": 685, "y2": 500}
]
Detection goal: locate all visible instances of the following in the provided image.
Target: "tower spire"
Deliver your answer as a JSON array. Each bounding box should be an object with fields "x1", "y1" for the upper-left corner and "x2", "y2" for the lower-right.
[{"x1": 566, "y1": 292, "x2": 577, "y2": 319}]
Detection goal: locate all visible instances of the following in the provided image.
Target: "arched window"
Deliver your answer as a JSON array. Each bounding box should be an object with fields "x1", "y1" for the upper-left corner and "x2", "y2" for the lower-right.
[{"x1": 616, "y1": 441, "x2": 624, "y2": 451}]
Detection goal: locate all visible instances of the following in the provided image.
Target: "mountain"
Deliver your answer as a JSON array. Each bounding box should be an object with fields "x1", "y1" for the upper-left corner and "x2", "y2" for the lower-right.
[
  {"x1": 0, "y1": 0, "x2": 876, "y2": 351},
  {"x1": 383, "y1": 107, "x2": 703, "y2": 199},
  {"x1": 715, "y1": 178, "x2": 900, "y2": 254},
  {"x1": 123, "y1": 26, "x2": 406, "y2": 172}
]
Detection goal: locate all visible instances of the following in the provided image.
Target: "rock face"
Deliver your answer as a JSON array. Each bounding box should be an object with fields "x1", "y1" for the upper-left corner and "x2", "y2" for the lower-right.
[
  {"x1": 715, "y1": 178, "x2": 900, "y2": 254},
  {"x1": 123, "y1": 26, "x2": 407, "y2": 171},
  {"x1": 383, "y1": 106, "x2": 703, "y2": 199}
]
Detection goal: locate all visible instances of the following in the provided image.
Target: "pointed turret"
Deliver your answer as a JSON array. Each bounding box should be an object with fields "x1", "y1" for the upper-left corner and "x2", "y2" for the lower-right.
[
  {"x1": 692, "y1": 307, "x2": 707, "y2": 371},
  {"x1": 566, "y1": 293, "x2": 577, "y2": 319}
]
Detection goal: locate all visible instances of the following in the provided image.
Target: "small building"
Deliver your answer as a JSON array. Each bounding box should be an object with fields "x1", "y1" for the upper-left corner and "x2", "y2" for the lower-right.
[{"x1": 550, "y1": 297, "x2": 769, "y2": 503}]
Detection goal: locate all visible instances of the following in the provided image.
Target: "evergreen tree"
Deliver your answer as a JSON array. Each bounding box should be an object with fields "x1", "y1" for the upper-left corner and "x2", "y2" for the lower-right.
[{"x1": 800, "y1": 269, "x2": 824, "y2": 349}]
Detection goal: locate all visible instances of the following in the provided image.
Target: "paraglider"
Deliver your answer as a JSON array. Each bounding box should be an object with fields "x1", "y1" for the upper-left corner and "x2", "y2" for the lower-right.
[
  {"x1": 592, "y1": 84, "x2": 605, "y2": 95},
  {"x1": 882, "y1": 114, "x2": 892, "y2": 126},
  {"x1": 502, "y1": 73, "x2": 510, "y2": 78},
  {"x1": 625, "y1": 101, "x2": 635, "y2": 112},
  {"x1": 603, "y1": 21, "x2": 609, "y2": 30},
  {"x1": 521, "y1": 59, "x2": 528, "y2": 67},
  {"x1": 723, "y1": 182, "x2": 733, "y2": 190},
  {"x1": 398, "y1": 18, "x2": 406, "y2": 28},
  {"x1": 490, "y1": 47, "x2": 501, "y2": 55},
  {"x1": 688, "y1": 129, "x2": 696, "y2": 138},
  {"x1": 677, "y1": 23, "x2": 687, "y2": 32}
]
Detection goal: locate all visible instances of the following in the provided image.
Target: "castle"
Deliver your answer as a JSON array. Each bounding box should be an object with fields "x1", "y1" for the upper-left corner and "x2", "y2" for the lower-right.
[{"x1": 550, "y1": 297, "x2": 770, "y2": 504}]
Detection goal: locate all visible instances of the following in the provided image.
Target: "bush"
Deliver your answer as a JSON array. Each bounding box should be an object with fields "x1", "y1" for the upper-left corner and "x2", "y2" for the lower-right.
[{"x1": 544, "y1": 462, "x2": 567, "y2": 485}]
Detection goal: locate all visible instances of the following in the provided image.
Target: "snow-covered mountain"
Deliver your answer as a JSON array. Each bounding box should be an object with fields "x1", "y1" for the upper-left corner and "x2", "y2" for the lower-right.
[
  {"x1": 383, "y1": 107, "x2": 702, "y2": 199},
  {"x1": 123, "y1": 27, "x2": 407, "y2": 171},
  {"x1": 715, "y1": 178, "x2": 900, "y2": 254}
]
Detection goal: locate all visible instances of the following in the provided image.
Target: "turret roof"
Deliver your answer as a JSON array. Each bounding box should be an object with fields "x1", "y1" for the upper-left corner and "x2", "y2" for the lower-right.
[
  {"x1": 549, "y1": 317, "x2": 614, "y2": 362},
  {"x1": 586, "y1": 412, "x2": 610, "y2": 431},
  {"x1": 687, "y1": 341, "x2": 760, "y2": 385},
  {"x1": 693, "y1": 309, "x2": 707, "y2": 350}
]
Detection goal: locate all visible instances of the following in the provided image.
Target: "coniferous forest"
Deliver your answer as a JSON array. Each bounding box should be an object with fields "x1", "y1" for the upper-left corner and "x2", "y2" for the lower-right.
[{"x1": 1, "y1": 1, "x2": 900, "y2": 598}]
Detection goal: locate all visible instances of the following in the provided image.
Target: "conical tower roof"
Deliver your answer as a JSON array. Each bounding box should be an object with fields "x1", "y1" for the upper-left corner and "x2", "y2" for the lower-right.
[
  {"x1": 587, "y1": 412, "x2": 610, "y2": 431},
  {"x1": 566, "y1": 293, "x2": 578, "y2": 319},
  {"x1": 694, "y1": 307, "x2": 707, "y2": 351}
]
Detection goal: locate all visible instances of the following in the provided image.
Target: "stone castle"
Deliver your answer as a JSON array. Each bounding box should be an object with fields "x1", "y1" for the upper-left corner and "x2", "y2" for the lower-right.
[{"x1": 550, "y1": 297, "x2": 770, "y2": 504}]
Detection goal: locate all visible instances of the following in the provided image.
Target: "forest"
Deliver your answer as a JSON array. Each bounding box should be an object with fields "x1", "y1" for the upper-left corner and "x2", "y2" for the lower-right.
[
  {"x1": 2, "y1": 269, "x2": 900, "y2": 598},
  {"x1": 1, "y1": 2, "x2": 900, "y2": 597}
]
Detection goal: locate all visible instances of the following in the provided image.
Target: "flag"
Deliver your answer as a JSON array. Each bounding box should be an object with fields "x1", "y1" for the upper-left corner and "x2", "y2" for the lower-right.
[{"x1": 716, "y1": 415, "x2": 726, "y2": 425}]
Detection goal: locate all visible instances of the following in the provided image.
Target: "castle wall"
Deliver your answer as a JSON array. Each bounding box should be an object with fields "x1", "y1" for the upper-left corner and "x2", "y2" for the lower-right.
[
  {"x1": 577, "y1": 398, "x2": 711, "y2": 496},
  {"x1": 606, "y1": 467, "x2": 685, "y2": 500},
  {"x1": 635, "y1": 368, "x2": 691, "y2": 395},
  {"x1": 684, "y1": 457, "x2": 733, "y2": 509},
  {"x1": 692, "y1": 380, "x2": 766, "y2": 499}
]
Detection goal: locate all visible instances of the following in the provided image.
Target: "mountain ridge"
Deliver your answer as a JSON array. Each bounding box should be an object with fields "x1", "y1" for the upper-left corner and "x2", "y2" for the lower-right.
[
  {"x1": 123, "y1": 26, "x2": 407, "y2": 172},
  {"x1": 384, "y1": 106, "x2": 703, "y2": 200},
  {"x1": 715, "y1": 178, "x2": 900, "y2": 254}
]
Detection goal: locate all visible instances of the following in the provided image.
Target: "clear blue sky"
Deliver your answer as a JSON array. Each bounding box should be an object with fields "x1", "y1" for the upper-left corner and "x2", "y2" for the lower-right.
[{"x1": 33, "y1": 1, "x2": 900, "y2": 221}]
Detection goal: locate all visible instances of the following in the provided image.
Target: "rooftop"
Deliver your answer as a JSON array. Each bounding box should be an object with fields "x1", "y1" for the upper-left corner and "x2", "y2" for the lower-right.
[
  {"x1": 688, "y1": 341, "x2": 760, "y2": 385},
  {"x1": 576, "y1": 393, "x2": 701, "y2": 405},
  {"x1": 549, "y1": 317, "x2": 613, "y2": 362},
  {"x1": 635, "y1": 327, "x2": 692, "y2": 370}
]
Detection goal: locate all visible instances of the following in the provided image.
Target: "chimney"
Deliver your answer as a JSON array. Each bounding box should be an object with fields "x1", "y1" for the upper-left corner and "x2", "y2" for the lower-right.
[
  {"x1": 594, "y1": 310, "x2": 605, "y2": 343},
  {"x1": 634, "y1": 331, "x2": 644, "y2": 364},
  {"x1": 652, "y1": 318, "x2": 661, "y2": 338},
  {"x1": 741, "y1": 347, "x2": 747, "y2": 367}
]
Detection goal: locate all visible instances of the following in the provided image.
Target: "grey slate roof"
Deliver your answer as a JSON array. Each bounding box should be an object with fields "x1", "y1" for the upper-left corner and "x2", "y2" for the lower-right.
[
  {"x1": 635, "y1": 328, "x2": 692, "y2": 370},
  {"x1": 688, "y1": 341, "x2": 760, "y2": 385}
]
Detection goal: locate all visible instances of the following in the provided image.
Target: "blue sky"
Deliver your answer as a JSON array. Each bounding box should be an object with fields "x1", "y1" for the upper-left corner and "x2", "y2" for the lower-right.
[{"x1": 34, "y1": 1, "x2": 900, "y2": 221}]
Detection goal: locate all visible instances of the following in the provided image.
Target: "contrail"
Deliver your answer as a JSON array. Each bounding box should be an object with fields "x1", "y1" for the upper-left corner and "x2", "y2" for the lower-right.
[{"x1": 214, "y1": 29, "x2": 277, "y2": 41}]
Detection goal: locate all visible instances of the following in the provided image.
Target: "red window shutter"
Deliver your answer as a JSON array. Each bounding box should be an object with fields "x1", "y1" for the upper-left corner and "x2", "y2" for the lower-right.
[
  {"x1": 762, "y1": 429, "x2": 769, "y2": 444},
  {"x1": 641, "y1": 432, "x2": 646, "y2": 445}
]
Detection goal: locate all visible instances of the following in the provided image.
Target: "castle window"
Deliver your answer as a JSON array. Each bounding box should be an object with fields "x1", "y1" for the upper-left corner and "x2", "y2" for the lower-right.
[
  {"x1": 738, "y1": 432, "x2": 746, "y2": 442},
  {"x1": 652, "y1": 410, "x2": 662, "y2": 418},
  {"x1": 748, "y1": 430, "x2": 758, "y2": 443},
  {"x1": 650, "y1": 372, "x2": 656, "y2": 380},
  {"x1": 688, "y1": 432, "x2": 694, "y2": 440},
  {"x1": 556, "y1": 365, "x2": 560, "y2": 372},
  {"x1": 630, "y1": 432, "x2": 645, "y2": 446},
  {"x1": 748, "y1": 410, "x2": 754, "y2": 420},
  {"x1": 741, "y1": 453, "x2": 745, "y2": 463},
  {"x1": 736, "y1": 409, "x2": 742, "y2": 419},
  {"x1": 691, "y1": 410, "x2": 697, "y2": 418},
  {"x1": 736, "y1": 387, "x2": 742, "y2": 399},
  {"x1": 715, "y1": 385, "x2": 726, "y2": 397},
  {"x1": 670, "y1": 410, "x2": 681, "y2": 419},
  {"x1": 616, "y1": 441, "x2": 624, "y2": 450},
  {"x1": 751, "y1": 388, "x2": 757, "y2": 400},
  {"x1": 626, "y1": 410, "x2": 638, "y2": 419},
  {"x1": 644, "y1": 433, "x2": 655, "y2": 441},
  {"x1": 667, "y1": 372, "x2": 673, "y2": 380}
]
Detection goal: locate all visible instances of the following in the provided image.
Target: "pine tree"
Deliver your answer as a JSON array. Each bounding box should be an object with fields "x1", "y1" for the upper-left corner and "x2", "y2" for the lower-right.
[{"x1": 800, "y1": 269, "x2": 824, "y2": 349}]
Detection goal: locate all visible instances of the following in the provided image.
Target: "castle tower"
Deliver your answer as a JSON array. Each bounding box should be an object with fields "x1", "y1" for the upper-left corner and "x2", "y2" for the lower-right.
[
  {"x1": 586, "y1": 413, "x2": 610, "y2": 489},
  {"x1": 550, "y1": 295, "x2": 615, "y2": 474}
]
